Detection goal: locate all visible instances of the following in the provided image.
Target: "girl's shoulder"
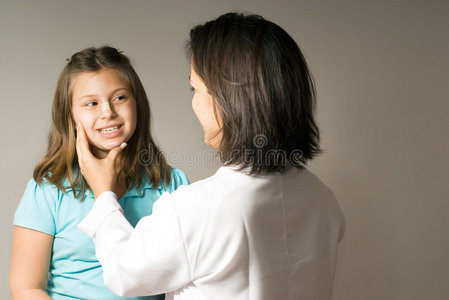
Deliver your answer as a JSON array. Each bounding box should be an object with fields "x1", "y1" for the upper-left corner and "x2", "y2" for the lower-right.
[
  {"x1": 168, "y1": 167, "x2": 190, "y2": 190},
  {"x1": 150, "y1": 167, "x2": 190, "y2": 193},
  {"x1": 23, "y1": 175, "x2": 89, "y2": 204},
  {"x1": 156, "y1": 167, "x2": 189, "y2": 193},
  {"x1": 23, "y1": 177, "x2": 60, "y2": 199},
  {"x1": 15, "y1": 178, "x2": 63, "y2": 235},
  {"x1": 137, "y1": 167, "x2": 189, "y2": 195}
]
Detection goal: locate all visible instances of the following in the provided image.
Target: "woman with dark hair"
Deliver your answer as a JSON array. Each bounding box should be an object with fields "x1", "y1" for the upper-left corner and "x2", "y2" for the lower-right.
[{"x1": 77, "y1": 13, "x2": 345, "y2": 300}]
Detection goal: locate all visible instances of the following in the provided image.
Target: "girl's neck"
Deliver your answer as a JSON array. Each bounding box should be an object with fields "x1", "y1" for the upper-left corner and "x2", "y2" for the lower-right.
[
  {"x1": 91, "y1": 146, "x2": 108, "y2": 159},
  {"x1": 114, "y1": 178, "x2": 128, "y2": 200}
]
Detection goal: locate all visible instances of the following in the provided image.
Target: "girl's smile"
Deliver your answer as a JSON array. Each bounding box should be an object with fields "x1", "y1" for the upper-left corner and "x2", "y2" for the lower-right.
[{"x1": 97, "y1": 124, "x2": 123, "y2": 136}]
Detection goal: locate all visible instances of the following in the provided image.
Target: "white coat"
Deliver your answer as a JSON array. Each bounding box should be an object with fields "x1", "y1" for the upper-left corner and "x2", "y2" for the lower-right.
[{"x1": 79, "y1": 166, "x2": 345, "y2": 300}]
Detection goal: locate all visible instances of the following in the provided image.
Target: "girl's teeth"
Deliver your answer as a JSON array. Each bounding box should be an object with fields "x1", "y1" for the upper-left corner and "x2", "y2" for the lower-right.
[{"x1": 100, "y1": 126, "x2": 119, "y2": 133}]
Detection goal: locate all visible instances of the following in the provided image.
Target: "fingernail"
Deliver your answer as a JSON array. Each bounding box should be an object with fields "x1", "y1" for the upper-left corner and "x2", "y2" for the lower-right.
[{"x1": 120, "y1": 143, "x2": 127, "y2": 149}]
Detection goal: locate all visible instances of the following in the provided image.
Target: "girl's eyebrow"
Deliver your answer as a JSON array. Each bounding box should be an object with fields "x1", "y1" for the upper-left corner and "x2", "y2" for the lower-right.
[{"x1": 77, "y1": 87, "x2": 129, "y2": 101}]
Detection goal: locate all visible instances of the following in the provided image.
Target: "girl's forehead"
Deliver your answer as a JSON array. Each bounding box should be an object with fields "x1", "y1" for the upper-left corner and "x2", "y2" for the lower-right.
[{"x1": 71, "y1": 69, "x2": 130, "y2": 96}]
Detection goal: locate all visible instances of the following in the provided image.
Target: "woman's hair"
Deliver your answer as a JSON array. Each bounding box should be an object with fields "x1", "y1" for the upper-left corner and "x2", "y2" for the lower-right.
[
  {"x1": 187, "y1": 12, "x2": 320, "y2": 174},
  {"x1": 34, "y1": 46, "x2": 170, "y2": 199}
]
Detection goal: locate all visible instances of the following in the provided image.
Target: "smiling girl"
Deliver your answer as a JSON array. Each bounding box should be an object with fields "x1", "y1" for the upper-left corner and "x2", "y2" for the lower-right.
[{"x1": 9, "y1": 46, "x2": 189, "y2": 300}]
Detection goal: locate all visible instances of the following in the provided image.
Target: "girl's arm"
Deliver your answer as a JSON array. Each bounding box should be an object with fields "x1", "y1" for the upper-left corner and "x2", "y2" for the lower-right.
[{"x1": 9, "y1": 226, "x2": 53, "y2": 300}]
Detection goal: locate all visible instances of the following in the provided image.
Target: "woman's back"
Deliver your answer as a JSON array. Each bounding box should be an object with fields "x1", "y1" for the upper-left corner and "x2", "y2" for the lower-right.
[{"x1": 164, "y1": 166, "x2": 345, "y2": 299}]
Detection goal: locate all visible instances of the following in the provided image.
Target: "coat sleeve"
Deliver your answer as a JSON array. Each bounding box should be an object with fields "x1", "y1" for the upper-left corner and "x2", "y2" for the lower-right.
[{"x1": 78, "y1": 191, "x2": 191, "y2": 297}]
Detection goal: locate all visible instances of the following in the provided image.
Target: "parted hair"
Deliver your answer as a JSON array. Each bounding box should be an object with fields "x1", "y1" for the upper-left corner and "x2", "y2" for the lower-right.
[
  {"x1": 33, "y1": 46, "x2": 170, "y2": 199},
  {"x1": 187, "y1": 12, "x2": 320, "y2": 174}
]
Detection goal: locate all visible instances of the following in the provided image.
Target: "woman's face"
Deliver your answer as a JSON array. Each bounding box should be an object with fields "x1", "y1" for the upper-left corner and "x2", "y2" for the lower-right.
[
  {"x1": 71, "y1": 68, "x2": 137, "y2": 158},
  {"x1": 189, "y1": 64, "x2": 222, "y2": 149}
]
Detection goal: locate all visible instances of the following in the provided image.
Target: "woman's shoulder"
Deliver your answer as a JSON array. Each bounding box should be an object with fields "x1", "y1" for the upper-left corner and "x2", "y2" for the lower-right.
[{"x1": 165, "y1": 167, "x2": 231, "y2": 201}]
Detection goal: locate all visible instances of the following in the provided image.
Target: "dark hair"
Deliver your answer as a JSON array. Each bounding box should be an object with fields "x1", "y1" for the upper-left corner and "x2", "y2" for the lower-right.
[
  {"x1": 34, "y1": 46, "x2": 170, "y2": 199},
  {"x1": 187, "y1": 12, "x2": 320, "y2": 174}
]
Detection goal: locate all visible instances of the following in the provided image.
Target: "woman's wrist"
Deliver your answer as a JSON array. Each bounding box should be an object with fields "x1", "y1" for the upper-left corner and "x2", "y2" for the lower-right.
[{"x1": 93, "y1": 186, "x2": 114, "y2": 199}]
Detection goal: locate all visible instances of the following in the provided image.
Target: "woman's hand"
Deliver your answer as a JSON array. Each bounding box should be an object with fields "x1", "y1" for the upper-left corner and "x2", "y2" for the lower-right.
[{"x1": 76, "y1": 123, "x2": 126, "y2": 199}]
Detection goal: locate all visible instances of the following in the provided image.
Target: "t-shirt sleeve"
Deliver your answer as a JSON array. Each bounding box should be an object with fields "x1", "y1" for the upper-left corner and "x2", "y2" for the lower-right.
[
  {"x1": 14, "y1": 179, "x2": 57, "y2": 236},
  {"x1": 169, "y1": 168, "x2": 190, "y2": 192}
]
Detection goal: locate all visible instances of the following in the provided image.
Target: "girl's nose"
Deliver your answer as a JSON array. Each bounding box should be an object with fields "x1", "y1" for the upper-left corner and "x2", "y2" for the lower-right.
[
  {"x1": 101, "y1": 101, "x2": 111, "y2": 113},
  {"x1": 100, "y1": 101, "x2": 116, "y2": 118}
]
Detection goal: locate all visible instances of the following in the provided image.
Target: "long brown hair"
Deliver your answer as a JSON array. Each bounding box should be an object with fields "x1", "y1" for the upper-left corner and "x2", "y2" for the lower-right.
[
  {"x1": 187, "y1": 13, "x2": 320, "y2": 174},
  {"x1": 34, "y1": 46, "x2": 170, "y2": 199}
]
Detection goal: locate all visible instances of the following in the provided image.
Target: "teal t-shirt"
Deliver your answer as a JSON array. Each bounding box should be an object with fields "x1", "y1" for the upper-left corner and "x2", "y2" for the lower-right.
[{"x1": 14, "y1": 168, "x2": 189, "y2": 300}]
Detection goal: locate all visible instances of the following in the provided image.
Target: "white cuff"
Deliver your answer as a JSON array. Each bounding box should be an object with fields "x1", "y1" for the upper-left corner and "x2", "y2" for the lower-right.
[{"x1": 78, "y1": 191, "x2": 121, "y2": 238}]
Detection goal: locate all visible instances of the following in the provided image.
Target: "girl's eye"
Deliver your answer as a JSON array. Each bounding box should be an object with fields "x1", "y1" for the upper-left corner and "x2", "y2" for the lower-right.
[
  {"x1": 113, "y1": 95, "x2": 127, "y2": 102},
  {"x1": 190, "y1": 87, "x2": 195, "y2": 92},
  {"x1": 86, "y1": 101, "x2": 98, "y2": 107}
]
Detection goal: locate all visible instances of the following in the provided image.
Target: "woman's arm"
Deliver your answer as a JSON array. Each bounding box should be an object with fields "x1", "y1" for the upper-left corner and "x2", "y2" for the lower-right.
[
  {"x1": 77, "y1": 124, "x2": 191, "y2": 296},
  {"x1": 79, "y1": 192, "x2": 191, "y2": 297},
  {"x1": 9, "y1": 226, "x2": 53, "y2": 300}
]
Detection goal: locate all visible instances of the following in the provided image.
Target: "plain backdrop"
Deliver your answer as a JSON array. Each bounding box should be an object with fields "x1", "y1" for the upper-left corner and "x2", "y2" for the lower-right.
[{"x1": 1, "y1": 0, "x2": 448, "y2": 299}]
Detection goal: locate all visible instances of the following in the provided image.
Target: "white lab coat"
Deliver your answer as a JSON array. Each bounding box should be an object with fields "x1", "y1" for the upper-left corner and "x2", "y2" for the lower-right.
[{"x1": 79, "y1": 166, "x2": 345, "y2": 300}]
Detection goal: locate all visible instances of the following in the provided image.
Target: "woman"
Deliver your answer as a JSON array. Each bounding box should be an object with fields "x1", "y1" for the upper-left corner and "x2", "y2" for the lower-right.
[
  {"x1": 77, "y1": 13, "x2": 345, "y2": 300},
  {"x1": 10, "y1": 46, "x2": 188, "y2": 300}
]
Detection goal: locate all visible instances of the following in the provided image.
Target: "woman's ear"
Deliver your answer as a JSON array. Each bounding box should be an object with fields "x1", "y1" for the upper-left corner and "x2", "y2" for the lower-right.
[{"x1": 212, "y1": 101, "x2": 223, "y2": 129}]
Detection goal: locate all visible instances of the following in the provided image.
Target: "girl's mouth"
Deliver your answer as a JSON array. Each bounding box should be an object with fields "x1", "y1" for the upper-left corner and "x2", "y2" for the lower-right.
[{"x1": 98, "y1": 125, "x2": 121, "y2": 134}]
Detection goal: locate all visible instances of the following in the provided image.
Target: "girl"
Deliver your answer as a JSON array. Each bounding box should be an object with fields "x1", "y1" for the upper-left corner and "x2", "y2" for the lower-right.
[
  {"x1": 78, "y1": 13, "x2": 345, "y2": 300},
  {"x1": 9, "y1": 46, "x2": 189, "y2": 300}
]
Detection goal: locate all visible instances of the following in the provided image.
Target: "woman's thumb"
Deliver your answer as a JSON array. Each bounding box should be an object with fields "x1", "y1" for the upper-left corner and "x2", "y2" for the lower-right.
[{"x1": 107, "y1": 142, "x2": 127, "y2": 163}]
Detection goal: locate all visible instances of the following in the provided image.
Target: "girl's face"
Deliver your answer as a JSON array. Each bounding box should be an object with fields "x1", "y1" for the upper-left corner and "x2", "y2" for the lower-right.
[
  {"x1": 189, "y1": 64, "x2": 222, "y2": 149},
  {"x1": 71, "y1": 68, "x2": 137, "y2": 159}
]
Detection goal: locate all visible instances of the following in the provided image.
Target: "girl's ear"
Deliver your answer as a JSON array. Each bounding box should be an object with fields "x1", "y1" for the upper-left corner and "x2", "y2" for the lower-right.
[
  {"x1": 71, "y1": 113, "x2": 78, "y2": 128},
  {"x1": 70, "y1": 119, "x2": 78, "y2": 136}
]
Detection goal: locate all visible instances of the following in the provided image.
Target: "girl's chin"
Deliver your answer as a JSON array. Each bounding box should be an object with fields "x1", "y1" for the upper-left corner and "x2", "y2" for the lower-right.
[{"x1": 90, "y1": 142, "x2": 124, "y2": 157}]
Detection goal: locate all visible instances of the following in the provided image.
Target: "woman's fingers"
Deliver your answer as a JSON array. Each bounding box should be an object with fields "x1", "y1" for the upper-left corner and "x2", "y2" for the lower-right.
[
  {"x1": 107, "y1": 142, "x2": 127, "y2": 165},
  {"x1": 75, "y1": 123, "x2": 127, "y2": 199},
  {"x1": 76, "y1": 123, "x2": 92, "y2": 163},
  {"x1": 75, "y1": 123, "x2": 82, "y2": 161}
]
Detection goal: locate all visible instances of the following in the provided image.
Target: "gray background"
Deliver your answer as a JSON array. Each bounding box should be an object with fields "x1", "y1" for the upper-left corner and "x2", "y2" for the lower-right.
[{"x1": 1, "y1": 0, "x2": 448, "y2": 299}]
